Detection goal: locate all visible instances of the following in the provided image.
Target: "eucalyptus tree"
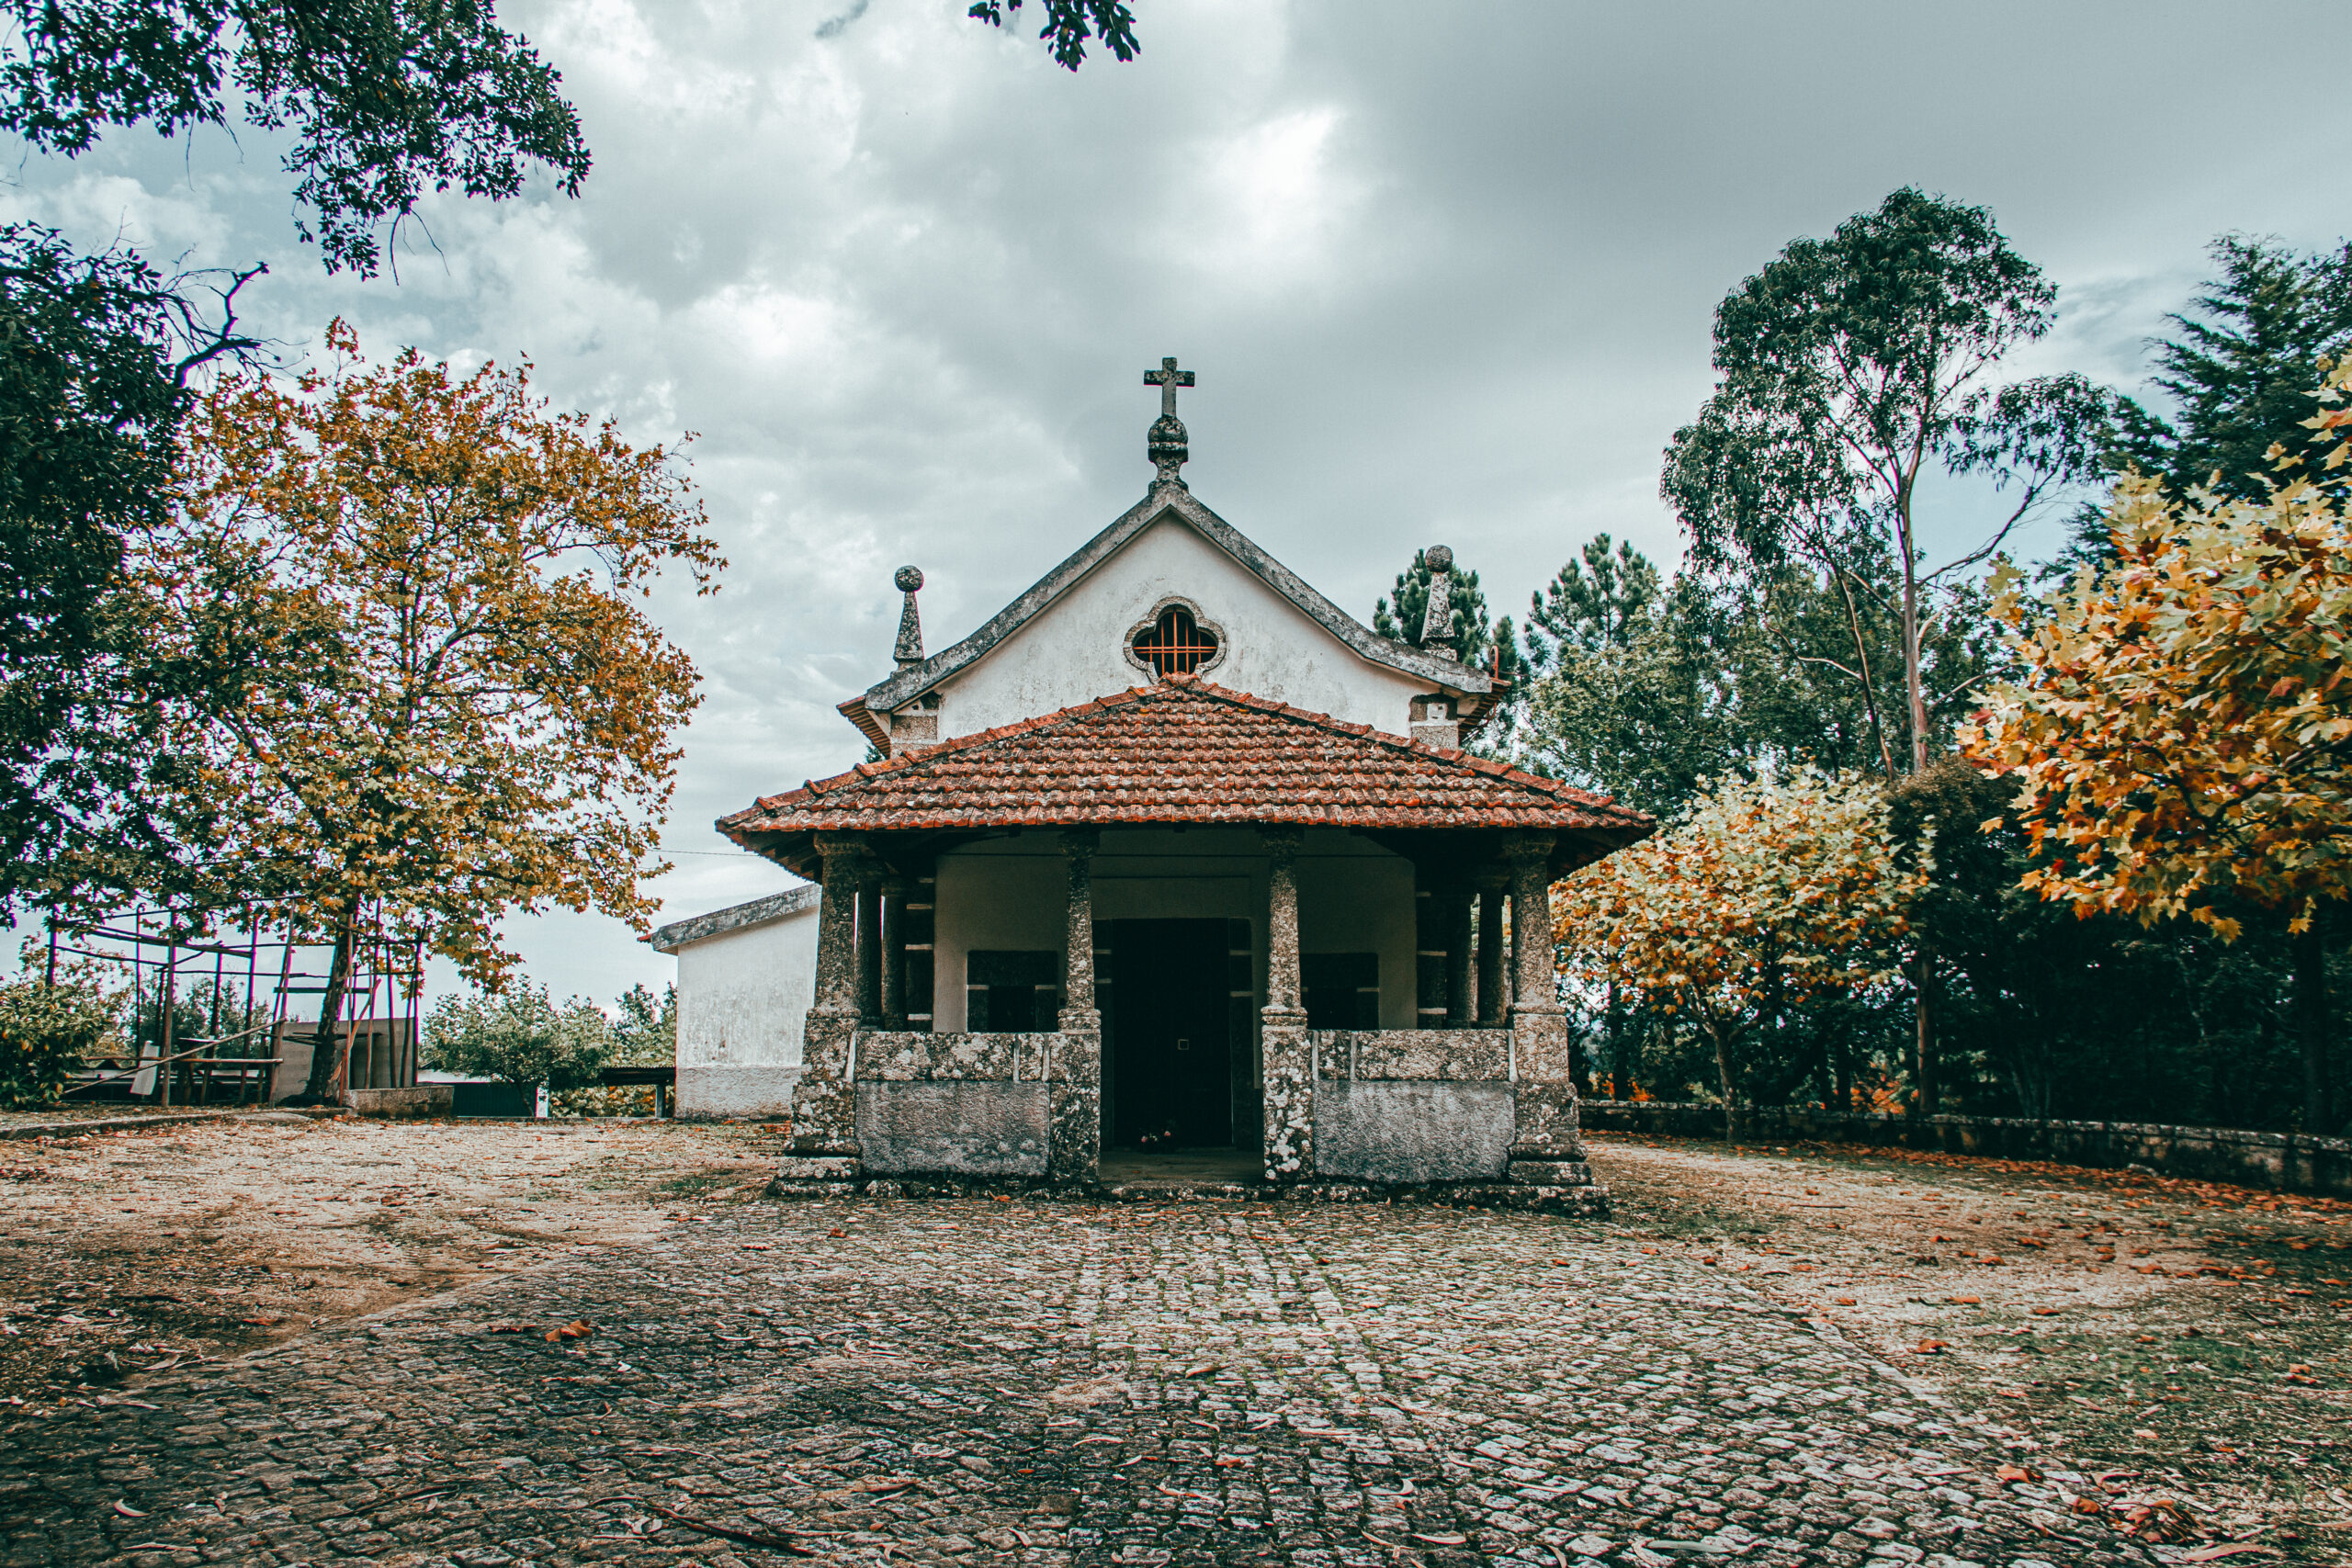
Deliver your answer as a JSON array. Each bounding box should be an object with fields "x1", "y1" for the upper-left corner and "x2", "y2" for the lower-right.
[
  {"x1": 1659, "y1": 188, "x2": 2112, "y2": 1113},
  {"x1": 1660, "y1": 187, "x2": 2112, "y2": 781}
]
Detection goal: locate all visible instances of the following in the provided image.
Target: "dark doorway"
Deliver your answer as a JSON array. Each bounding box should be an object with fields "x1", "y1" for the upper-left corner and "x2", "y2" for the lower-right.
[{"x1": 1105, "y1": 919, "x2": 1237, "y2": 1147}]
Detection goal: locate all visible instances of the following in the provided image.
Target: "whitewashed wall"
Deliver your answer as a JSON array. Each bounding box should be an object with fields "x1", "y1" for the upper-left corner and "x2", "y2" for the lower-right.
[
  {"x1": 660, "y1": 889, "x2": 820, "y2": 1119},
  {"x1": 928, "y1": 517, "x2": 1429, "y2": 740}
]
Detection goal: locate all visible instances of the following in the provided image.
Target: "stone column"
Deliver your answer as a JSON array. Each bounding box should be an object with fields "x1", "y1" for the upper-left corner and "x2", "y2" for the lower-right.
[
  {"x1": 1260, "y1": 826, "x2": 1311, "y2": 1182},
  {"x1": 794, "y1": 834, "x2": 870, "y2": 1157},
  {"x1": 1505, "y1": 832, "x2": 1587, "y2": 1179},
  {"x1": 879, "y1": 874, "x2": 908, "y2": 1031},
  {"x1": 1051, "y1": 829, "x2": 1102, "y2": 1183},
  {"x1": 855, "y1": 882, "x2": 883, "y2": 1027},
  {"x1": 1476, "y1": 872, "x2": 1507, "y2": 1028},
  {"x1": 1443, "y1": 886, "x2": 1473, "y2": 1027}
]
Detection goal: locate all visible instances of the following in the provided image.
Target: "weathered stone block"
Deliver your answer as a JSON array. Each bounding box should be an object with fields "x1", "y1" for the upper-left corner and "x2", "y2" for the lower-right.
[
  {"x1": 343, "y1": 1086, "x2": 451, "y2": 1118},
  {"x1": 856, "y1": 1081, "x2": 1049, "y2": 1176},
  {"x1": 1314, "y1": 1079, "x2": 1512, "y2": 1183}
]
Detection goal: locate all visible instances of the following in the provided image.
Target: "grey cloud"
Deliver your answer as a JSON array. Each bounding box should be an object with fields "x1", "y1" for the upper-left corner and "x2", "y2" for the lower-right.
[{"x1": 3, "y1": 0, "x2": 2344, "y2": 1003}]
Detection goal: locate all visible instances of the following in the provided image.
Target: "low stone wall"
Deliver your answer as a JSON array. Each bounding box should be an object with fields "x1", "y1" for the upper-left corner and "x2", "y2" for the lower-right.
[
  {"x1": 345, "y1": 1085, "x2": 453, "y2": 1119},
  {"x1": 1312, "y1": 1028, "x2": 1510, "y2": 1082},
  {"x1": 1580, "y1": 1100, "x2": 2352, "y2": 1199}
]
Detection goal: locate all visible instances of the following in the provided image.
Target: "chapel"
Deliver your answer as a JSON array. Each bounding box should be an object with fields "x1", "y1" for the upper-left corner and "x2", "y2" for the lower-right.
[{"x1": 652, "y1": 360, "x2": 1651, "y2": 1203}]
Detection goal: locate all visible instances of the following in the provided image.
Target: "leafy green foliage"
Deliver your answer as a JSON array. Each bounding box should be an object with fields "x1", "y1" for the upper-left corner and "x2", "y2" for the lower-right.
[
  {"x1": 1661, "y1": 186, "x2": 2112, "y2": 775},
  {"x1": 0, "y1": 227, "x2": 260, "y2": 919},
  {"x1": 967, "y1": 0, "x2": 1140, "y2": 71},
  {"x1": 0, "y1": 966, "x2": 120, "y2": 1108},
  {"x1": 0, "y1": 0, "x2": 589, "y2": 276},
  {"x1": 423, "y1": 980, "x2": 611, "y2": 1092},
  {"x1": 1521, "y1": 532, "x2": 1659, "y2": 673},
  {"x1": 1522, "y1": 576, "x2": 1745, "y2": 818},
  {"x1": 608, "y1": 983, "x2": 676, "y2": 1066}
]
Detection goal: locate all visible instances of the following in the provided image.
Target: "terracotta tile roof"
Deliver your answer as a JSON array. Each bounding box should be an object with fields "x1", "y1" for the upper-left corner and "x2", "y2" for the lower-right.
[{"x1": 718, "y1": 675, "x2": 1652, "y2": 840}]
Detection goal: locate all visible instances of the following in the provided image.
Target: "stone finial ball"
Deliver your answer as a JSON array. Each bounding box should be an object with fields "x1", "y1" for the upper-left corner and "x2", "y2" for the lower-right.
[
  {"x1": 1425, "y1": 545, "x2": 1453, "y2": 573},
  {"x1": 895, "y1": 565, "x2": 924, "y2": 593}
]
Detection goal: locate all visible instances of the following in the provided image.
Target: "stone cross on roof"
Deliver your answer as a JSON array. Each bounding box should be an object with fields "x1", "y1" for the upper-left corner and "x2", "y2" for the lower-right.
[{"x1": 1144, "y1": 355, "x2": 1195, "y2": 488}]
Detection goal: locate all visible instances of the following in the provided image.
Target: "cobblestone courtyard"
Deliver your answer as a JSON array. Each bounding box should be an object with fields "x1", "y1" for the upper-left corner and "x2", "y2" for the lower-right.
[{"x1": 3, "y1": 1169, "x2": 2186, "y2": 1568}]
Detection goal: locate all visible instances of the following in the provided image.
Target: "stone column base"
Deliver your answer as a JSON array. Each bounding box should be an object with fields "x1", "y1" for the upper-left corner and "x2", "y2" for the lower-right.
[
  {"x1": 789, "y1": 1013, "x2": 862, "y2": 1156},
  {"x1": 1260, "y1": 1012, "x2": 1312, "y2": 1181},
  {"x1": 1506, "y1": 1158, "x2": 1595, "y2": 1186},
  {"x1": 1049, "y1": 1024, "x2": 1102, "y2": 1185}
]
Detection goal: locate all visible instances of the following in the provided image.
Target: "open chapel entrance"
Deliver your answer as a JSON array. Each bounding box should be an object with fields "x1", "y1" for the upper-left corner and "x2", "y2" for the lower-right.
[{"x1": 1101, "y1": 919, "x2": 1252, "y2": 1153}]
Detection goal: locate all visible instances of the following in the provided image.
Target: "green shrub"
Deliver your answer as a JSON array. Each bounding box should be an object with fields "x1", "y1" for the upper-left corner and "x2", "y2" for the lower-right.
[
  {"x1": 0, "y1": 973, "x2": 121, "y2": 1110},
  {"x1": 424, "y1": 981, "x2": 611, "y2": 1095}
]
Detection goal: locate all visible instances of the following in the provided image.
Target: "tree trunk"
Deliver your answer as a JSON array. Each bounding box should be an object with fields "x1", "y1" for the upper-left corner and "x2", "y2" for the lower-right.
[
  {"x1": 2295, "y1": 909, "x2": 2335, "y2": 1135},
  {"x1": 1708, "y1": 1015, "x2": 1740, "y2": 1143},
  {"x1": 298, "y1": 906, "x2": 360, "y2": 1103},
  {"x1": 1605, "y1": 981, "x2": 1625, "y2": 1100},
  {"x1": 1910, "y1": 949, "x2": 1937, "y2": 1120}
]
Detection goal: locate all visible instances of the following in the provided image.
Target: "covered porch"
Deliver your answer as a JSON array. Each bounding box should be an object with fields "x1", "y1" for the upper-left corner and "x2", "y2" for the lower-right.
[{"x1": 717, "y1": 675, "x2": 1651, "y2": 1193}]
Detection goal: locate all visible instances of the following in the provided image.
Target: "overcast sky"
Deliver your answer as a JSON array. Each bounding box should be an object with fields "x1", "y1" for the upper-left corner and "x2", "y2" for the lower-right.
[{"x1": 6, "y1": 0, "x2": 2346, "y2": 1005}]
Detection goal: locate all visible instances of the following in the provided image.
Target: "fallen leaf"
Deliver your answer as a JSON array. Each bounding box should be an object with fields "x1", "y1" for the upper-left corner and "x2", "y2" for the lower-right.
[
  {"x1": 237, "y1": 1316, "x2": 282, "y2": 1326},
  {"x1": 1913, "y1": 1339, "x2": 1950, "y2": 1354},
  {"x1": 1948, "y1": 1295, "x2": 1981, "y2": 1305},
  {"x1": 2032, "y1": 1306, "x2": 2060, "y2": 1316},
  {"x1": 1996, "y1": 1462, "x2": 2041, "y2": 1483},
  {"x1": 2071, "y1": 1495, "x2": 2106, "y2": 1516},
  {"x1": 1832, "y1": 1296, "x2": 1857, "y2": 1306},
  {"x1": 828, "y1": 1228, "x2": 846, "y2": 1237},
  {"x1": 1409, "y1": 1534, "x2": 1468, "y2": 1547},
  {"x1": 2177, "y1": 1547, "x2": 2286, "y2": 1562},
  {"x1": 545, "y1": 1320, "x2": 595, "y2": 1343},
  {"x1": 112, "y1": 1501, "x2": 147, "y2": 1517},
  {"x1": 1182, "y1": 1362, "x2": 1216, "y2": 1379}
]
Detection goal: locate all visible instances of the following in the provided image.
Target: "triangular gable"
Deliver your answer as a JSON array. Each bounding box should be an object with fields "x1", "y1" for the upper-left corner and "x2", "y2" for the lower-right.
[{"x1": 851, "y1": 484, "x2": 1492, "y2": 729}]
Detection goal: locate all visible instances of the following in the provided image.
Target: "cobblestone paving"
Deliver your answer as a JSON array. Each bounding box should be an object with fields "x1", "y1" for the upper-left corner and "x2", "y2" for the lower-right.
[{"x1": 0, "y1": 1200, "x2": 2162, "y2": 1567}]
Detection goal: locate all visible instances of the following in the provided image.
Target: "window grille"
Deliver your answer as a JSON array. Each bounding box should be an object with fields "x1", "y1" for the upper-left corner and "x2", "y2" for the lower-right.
[{"x1": 1131, "y1": 604, "x2": 1220, "y2": 677}]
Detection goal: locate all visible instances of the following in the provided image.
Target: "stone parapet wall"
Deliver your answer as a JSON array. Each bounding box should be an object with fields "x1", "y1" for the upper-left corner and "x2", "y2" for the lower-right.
[
  {"x1": 854, "y1": 1030, "x2": 1066, "y2": 1082},
  {"x1": 1580, "y1": 1100, "x2": 2352, "y2": 1198},
  {"x1": 1313, "y1": 1028, "x2": 1509, "y2": 1081}
]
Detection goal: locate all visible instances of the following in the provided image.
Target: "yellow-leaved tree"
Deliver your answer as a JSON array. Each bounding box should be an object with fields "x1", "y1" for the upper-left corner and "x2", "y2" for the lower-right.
[
  {"x1": 1965, "y1": 364, "x2": 2352, "y2": 1133},
  {"x1": 137, "y1": 323, "x2": 723, "y2": 1101},
  {"x1": 1555, "y1": 769, "x2": 1919, "y2": 1137}
]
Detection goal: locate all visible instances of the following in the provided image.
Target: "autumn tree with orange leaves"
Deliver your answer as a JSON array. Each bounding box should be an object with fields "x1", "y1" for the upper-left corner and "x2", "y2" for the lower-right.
[
  {"x1": 1555, "y1": 769, "x2": 1920, "y2": 1138},
  {"x1": 135, "y1": 324, "x2": 722, "y2": 1102},
  {"x1": 1967, "y1": 363, "x2": 2352, "y2": 1134}
]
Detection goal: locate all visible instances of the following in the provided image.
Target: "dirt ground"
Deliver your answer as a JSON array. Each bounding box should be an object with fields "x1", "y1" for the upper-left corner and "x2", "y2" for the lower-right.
[
  {"x1": 1586, "y1": 1130, "x2": 2352, "y2": 1562},
  {"x1": 0, "y1": 1109, "x2": 785, "y2": 1408},
  {"x1": 2, "y1": 1111, "x2": 2346, "y2": 1559}
]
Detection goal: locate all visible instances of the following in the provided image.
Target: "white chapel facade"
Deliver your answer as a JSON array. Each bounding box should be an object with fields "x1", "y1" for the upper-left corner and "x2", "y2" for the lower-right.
[{"x1": 653, "y1": 360, "x2": 1648, "y2": 1200}]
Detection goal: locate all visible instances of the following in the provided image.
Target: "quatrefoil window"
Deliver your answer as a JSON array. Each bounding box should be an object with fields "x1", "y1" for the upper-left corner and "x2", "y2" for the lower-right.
[{"x1": 1128, "y1": 604, "x2": 1223, "y2": 679}]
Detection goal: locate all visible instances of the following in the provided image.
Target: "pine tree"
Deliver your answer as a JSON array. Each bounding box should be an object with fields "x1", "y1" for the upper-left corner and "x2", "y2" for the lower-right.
[
  {"x1": 1521, "y1": 533, "x2": 1661, "y2": 675},
  {"x1": 2065, "y1": 236, "x2": 2352, "y2": 565}
]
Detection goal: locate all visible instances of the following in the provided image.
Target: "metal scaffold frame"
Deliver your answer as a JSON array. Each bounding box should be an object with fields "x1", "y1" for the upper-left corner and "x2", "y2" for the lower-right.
[{"x1": 48, "y1": 903, "x2": 424, "y2": 1107}]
